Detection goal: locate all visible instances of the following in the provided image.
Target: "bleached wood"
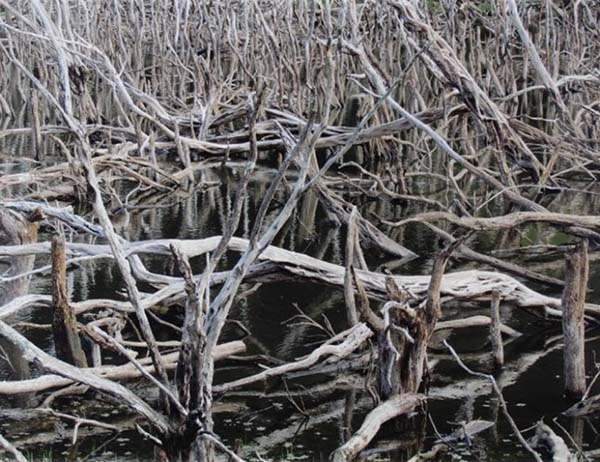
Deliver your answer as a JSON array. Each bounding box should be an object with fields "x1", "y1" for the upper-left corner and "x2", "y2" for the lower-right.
[{"x1": 331, "y1": 394, "x2": 424, "y2": 462}]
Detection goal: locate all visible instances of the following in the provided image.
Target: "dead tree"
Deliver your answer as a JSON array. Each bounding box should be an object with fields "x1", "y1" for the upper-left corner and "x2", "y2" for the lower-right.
[
  {"x1": 490, "y1": 291, "x2": 504, "y2": 367},
  {"x1": 562, "y1": 240, "x2": 588, "y2": 398},
  {"x1": 51, "y1": 235, "x2": 87, "y2": 368}
]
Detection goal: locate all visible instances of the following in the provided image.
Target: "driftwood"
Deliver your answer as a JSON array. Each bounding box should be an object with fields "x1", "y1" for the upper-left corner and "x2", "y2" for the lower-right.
[
  {"x1": 0, "y1": 341, "x2": 245, "y2": 395},
  {"x1": 330, "y1": 394, "x2": 425, "y2": 462},
  {"x1": 0, "y1": 319, "x2": 173, "y2": 434},
  {"x1": 436, "y1": 315, "x2": 521, "y2": 338},
  {"x1": 0, "y1": 433, "x2": 27, "y2": 462},
  {"x1": 0, "y1": 0, "x2": 598, "y2": 459},
  {"x1": 0, "y1": 235, "x2": 588, "y2": 315},
  {"x1": 388, "y1": 211, "x2": 600, "y2": 233},
  {"x1": 215, "y1": 323, "x2": 373, "y2": 394},
  {"x1": 0, "y1": 207, "x2": 41, "y2": 390},
  {"x1": 439, "y1": 419, "x2": 495, "y2": 443},
  {"x1": 530, "y1": 421, "x2": 575, "y2": 462},
  {"x1": 564, "y1": 391, "x2": 600, "y2": 417}
]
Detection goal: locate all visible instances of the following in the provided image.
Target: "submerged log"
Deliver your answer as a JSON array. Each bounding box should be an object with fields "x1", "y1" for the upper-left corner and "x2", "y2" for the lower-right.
[
  {"x1": 0, "y1": 318, "x2": 173, "y2": 434},
  {"x1": 51, "y1": 236, "x2": 87, "y2": 368},
  {"x1": 438, "y1": 419, "x2": 495, "y2": 443},
  {"x1": 406, "y1": 443, "x2": 448, "y2": 462}
]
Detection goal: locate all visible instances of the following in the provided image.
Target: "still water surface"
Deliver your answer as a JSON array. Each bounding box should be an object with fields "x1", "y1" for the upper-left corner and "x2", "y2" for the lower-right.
[{"x1": 1, "y1": 143, "x2": 600, "y2": 461}]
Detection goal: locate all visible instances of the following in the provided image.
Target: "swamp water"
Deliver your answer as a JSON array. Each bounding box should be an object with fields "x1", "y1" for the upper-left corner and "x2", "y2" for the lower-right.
[{"x1": 2, "y1": 147, "x2": 600, "y2": 461}]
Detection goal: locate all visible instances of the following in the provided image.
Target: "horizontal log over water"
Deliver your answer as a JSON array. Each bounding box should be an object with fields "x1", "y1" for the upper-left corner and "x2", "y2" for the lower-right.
[
  {"x1": 1, "y1": 236, "x2": 597, "y2": 319},
  {"x1": 0, "y1": 340, "x2": 245, "y2": 395},
  {"x1": 388, "y1": 211, "x2": 600, "y2": 232}
]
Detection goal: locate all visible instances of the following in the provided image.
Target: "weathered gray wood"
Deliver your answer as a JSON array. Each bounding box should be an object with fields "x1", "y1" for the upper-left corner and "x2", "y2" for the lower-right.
[
  {"x1": 0, "y1": 207, "x2": 41, "y2": 392},
  {"x1": 562, "y1": 240, "x2": 588, "y2": 398},
  {"x1": 436, "y1": 315, "x2": 521, "y2": 337},
  {"x1": 3, "y1": 235, "x2": 599, "y2": 319},
  {"x1": 0, "y1": 432, "x2": 27, "y2": 462},
  {"x1": 0, "y1": 319, "x2": 173, "y2": 434},
  {"x1": 330, "y1": 394, "x2": 425, "y2": 462},
  {"x1": 490, "y1": 291, "x2": 504, "y2": 367},
  {"x1": 439, "y1": 419, "x2": 495, "y2": 443},
  {"x1": 343, "y1": 207, "x2": 360, "y2": 326},
  {"x1": 530, "y1": 421, "x2": 575, "y2": 462},
  {"x1": 30, "y1": 89, "x2": 42, "y2": 160},
  {"x1": 0, "y1": 341, "x2": 245, "y2": 396},
  {"x1": 215, "y1": 323, "x2": 373, "y2": 394}
]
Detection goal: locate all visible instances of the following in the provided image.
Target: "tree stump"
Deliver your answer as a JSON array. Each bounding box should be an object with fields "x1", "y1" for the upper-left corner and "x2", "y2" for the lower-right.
[
  {"x1": 562, "y1": 240, "x2": 588, "y2": 398},
  {"x1": 51, "y1": 236, "x2": 88, "y2": 368}
]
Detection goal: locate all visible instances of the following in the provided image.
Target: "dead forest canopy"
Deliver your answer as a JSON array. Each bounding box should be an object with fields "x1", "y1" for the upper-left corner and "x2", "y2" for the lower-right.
[{"x1": 0, "y1": 0, "x2": 600, "y2": 461}]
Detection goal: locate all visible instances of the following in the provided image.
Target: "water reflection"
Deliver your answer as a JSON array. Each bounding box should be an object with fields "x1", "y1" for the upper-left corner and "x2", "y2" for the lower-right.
[{"x1": 2, "y1": 145, "x2": 600, "y2": 460}]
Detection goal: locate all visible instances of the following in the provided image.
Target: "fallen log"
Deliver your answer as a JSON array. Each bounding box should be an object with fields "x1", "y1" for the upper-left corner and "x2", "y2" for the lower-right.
[
  {"x1": 563, "y1": 394, "x2": 600, "y2": 418},
  {"x1": 0, "y1": 340, "x2": 245, "y2": 395},
  {"x1": 530, "y1": 421, "x2": 575, "y2": 462},
  {"x1": 214, "y1": 323, "x2": 373, "y2": 393},
  {"x1": 2, "y1": 236, "x2": 596, "y2": 319},
  {"x1": 387, "y1": 211, "x2": 600, "y2": 234},
  {"x1": 0, "y1": 432, "x2": 27, "y2": 462},
  {"x1": 436, "y1": 315, "x2": 521, "y2": 337},
  {"x1": 330, "y1": 394, "x2": 425, "y2": 462},
  {"x1": 0, "y1": 319, "x2": 173, "y2": 433}
]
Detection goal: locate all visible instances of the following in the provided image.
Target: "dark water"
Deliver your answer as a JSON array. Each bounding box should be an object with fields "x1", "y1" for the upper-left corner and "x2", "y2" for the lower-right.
[{"x1": 2, "y1": 143, "x2": 600, "y2": 461}]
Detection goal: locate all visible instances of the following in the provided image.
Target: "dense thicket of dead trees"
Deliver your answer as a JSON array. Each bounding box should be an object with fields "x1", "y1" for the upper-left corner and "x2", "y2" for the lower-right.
[{"x1": 0, "y1": 0, "x2": 599, "y2": 461}]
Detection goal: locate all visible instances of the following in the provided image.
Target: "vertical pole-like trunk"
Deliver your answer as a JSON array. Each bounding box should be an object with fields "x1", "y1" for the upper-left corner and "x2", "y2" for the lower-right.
[
  {"x1": 0, "y1": 208, "x2": 40, "y2": 394},
  {"x1": 30, "y1": 89, "x2": 42, "y2": 160},
  {"x1": 51, "y1": 236, "x2": 88, "y2": 368},
  {"x1": 404, "y1": 244, "x2": 456, "y2": 394},
  {"x1": 562, "y1": 240, "x2": 588, "y2": 398},
  {"x1": 342, "y1": 389, "x2": 356, "y2": 443},
  {"x1": 343, "y1": 208, "x2": 360, "y2": 326},
  {"x1": 490, "y1": 290, "x2": 504, "y2": 367}
]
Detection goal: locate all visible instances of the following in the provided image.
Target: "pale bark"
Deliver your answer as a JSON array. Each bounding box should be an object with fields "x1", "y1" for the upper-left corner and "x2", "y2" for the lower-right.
[{"x1": 331, "y1": 394, "x2": 424, "y2": 462}]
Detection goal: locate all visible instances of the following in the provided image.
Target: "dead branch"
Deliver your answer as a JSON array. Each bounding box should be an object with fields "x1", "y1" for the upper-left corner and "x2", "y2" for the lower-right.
[{"x1": 331, "y1": 394, "x2": 425, "y2": 462}]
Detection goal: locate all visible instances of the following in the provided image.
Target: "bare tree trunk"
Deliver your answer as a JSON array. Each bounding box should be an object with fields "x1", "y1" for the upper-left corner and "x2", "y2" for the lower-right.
[
  {"x1": 0, "y1": 207, "x2": 41, "y2": 391},
  {"x1": 51, "y1": 236, "x2": 88, "y2": 368},
  {"x1": 490, "y1": 291, "x2": 504, "y2": 367},
  {"x1": 562, "y1": 240, "x2": 588, "y2": 398}
]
